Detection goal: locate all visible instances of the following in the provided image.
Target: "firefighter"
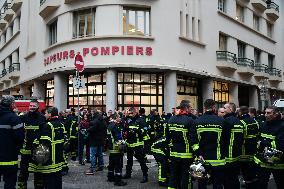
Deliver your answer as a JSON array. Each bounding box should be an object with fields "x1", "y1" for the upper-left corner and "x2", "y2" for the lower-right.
[
  {"x1": 166, "y1": 100, "x2": 195, "y2": 189},
  {"x1": 65, "y1": 108, "x2": 78, "y2": 162},
  {"x1": 190, "y1": 99, "x2": 226, "y2": 189},
  {"x1": 139, "y1": 108, "x2": 151, "y2": 155},
  {"x1": 107, "y1": 115, "x2": 127, "y2": 186},
  {"x1": 255, "y1": 106, "x2": 284, "y2": 189},
  {"x1": 223, "y1": 102, "x2": 245, "y2": 189},
  {"x1": 17, "y1": 99, "x2": 46, "y2": 189},
  {"x1": 122, "y1": 107, "x2": 149, "y2": 183},
  {"x1": 0, "y1": 95, "x2": 25, "y2": 189},
  {"x1": 29, "y1": 107, "x2": 67, "y2": 189},
  {"x1": 151, "y1": 137, "x2": 169, "y2": 187}
]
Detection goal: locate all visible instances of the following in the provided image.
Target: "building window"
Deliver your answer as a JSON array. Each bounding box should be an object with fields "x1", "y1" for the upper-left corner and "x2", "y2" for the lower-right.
[
  {"x1": 177, "y1": 75, "x2": 200, "y2": 110},
  {"x1": 268, "y1": 54, "x2": 274, "y2": 69},
  {"x1": 73, "y1": 8, "x2": 95, "y2": 38},
  {"x1": 236, "y1": 4, "x2": 244, "y2": 22},
  {"x1": 123, "y1": 8, "x2": 150, "y2": 36},
  {"x1": 254, "y1": 48, "x2": 261, "y2": 65},
  {"x1": 117, "y1": 72, "x2": 163, "y2": 114},
  {"x1": 49, "y1": 20, "x2": 57, "y2": 45},
  {"x1": 68, "y1": 73, "x2": 106, "y2": 111},
  {"x1": 237, "y1": 41, "x2": 246, "y2": 58},
  {"x1": 185, "y1": 14, "x2": 189, "y2": 37},
  {"x1": 219, "y1": 33, "x2": 227, "y2": 51},
  {"x1": 253, "y1": 14, "x2": 260, "y2": 31},
  {"x1": 267, "y1": 22, "x2": 273, "y2": 38},
  {"x1": 218, "y1": 0, "x2": 226, "y2": 12},
  {"x1": 213, "y1": 81, "x2": 229, "y2": 108},
  {"x1": 45, "y1": 80, "x2": 54, "y2": 107}
]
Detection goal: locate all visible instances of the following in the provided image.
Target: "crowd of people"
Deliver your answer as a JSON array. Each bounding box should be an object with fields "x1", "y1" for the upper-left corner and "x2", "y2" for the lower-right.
[{"x1": 0, "y1": 95, "x2": 284, "y2": 189}]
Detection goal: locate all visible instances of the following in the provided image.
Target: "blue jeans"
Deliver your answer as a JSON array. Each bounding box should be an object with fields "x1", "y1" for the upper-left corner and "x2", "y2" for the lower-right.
[{"x1": 90, "y1": 145, "x2": 104, "y2": 169}]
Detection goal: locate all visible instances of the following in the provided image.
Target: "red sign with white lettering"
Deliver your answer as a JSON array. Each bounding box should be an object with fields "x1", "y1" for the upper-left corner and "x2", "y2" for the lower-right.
[
  {"x1": 43, "y1": 46, "x2": 153, "y2": 66},
  {"x1": 74, "y1": 53, "x2": 84, "y2": 72}
]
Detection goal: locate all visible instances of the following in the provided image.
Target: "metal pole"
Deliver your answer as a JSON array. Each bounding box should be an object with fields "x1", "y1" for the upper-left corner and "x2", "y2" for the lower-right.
[{"x1": 76, "y1": 71, "x2": 80, "y2": 124}]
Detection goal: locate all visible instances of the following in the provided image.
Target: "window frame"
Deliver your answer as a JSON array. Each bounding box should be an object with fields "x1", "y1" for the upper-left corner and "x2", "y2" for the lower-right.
[
  {"x1": 49, "y1": 19, "x2": 57, "y2": 46},
  {"x1": 218, "y1": 0, "x2": 226, "y2": 12},
  {"x1": 123, "y1": 7, "x2": 151, "y2": 36},
  {"x1": 213, "y1": 81, "x2": 229, "y2": 109},
  {"x1": 73, "y1": 8, "x2": 96, "y2": 38}
]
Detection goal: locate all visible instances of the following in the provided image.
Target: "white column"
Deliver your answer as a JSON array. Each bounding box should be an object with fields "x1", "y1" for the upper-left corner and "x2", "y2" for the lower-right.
[
  {"x1": 244, "y1": 8, "x2": 253, "y2": 28},
  {"x1": 226, "y1": 1, "x2": 236, "y2": 18},
  {"x1": 194, "y1": 17, "x2": 199, "y2": 41},
  {"x1": 12, "y1": 50, "x2": 19, "y2": 63},
  {"x1": 164, "y1": 71, "x2": 177, "y2": 113},
  {"x1": 19, "y1": 85, "x2": 30, "y2": 99},
  {"x1": 54, "y1": 73, "x2": 67, "y2": 112},
  {"x1": 6, "y1": 26, "x2": 12, "y2": 41},
  {"x1": 106, "y1": 69, "x2": 117, "y2": 112},
  {"x1": 245, "y1": 45, "x2": 254, "y2": 60},
  {"x1": 5, "y1": 57, "x2": 11, "y2": 69},
  {"x1": 259, "y1": 17, "x2": 266, "y2": 35},
  {"x1": 229, "y1": 83, "x2": 239, "y2": 107},
  {"x1": 227, "y1": 37, "x2": 238, "y2": 55},
  {"x1": 202, "y1": 78, "x2": 214, "y2": 103},
  {"x1": 261, "y1": 52, "x2": 268, "y2": 65},
  {"x1": 0, "y1": 34, "x2": 6, "y2": 47},
  {"x1": 33, "y1": 80, "x2": 45, "y2": 100},
  {"x1": 249, "y1": 86, "x2": 259, "y2": 110},
  {"x1": 13, "y1": 17, "x2": 20, "y2": 35}
]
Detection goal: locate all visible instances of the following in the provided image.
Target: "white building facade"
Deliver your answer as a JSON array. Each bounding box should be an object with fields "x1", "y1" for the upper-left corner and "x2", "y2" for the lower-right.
[{"x1": 0, "y1": 0, "x2": 283, "y2": 113}]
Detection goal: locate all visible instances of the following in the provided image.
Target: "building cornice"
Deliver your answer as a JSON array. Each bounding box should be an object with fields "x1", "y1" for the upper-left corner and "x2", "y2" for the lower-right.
[{"x1": 43, "y1": 35, "x2": 155, "y2": 54}]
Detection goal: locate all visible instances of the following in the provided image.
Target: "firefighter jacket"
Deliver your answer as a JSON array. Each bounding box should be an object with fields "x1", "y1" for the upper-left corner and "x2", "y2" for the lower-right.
[
  {"x1": 239, "y1": 114, "x2": 260, "y2": 162},
  {"x1": 254, "y1": 116, "x2": 284, "y2": 169},
  {"x1": 29, "y1": 117, "x2": 67, "y2": 173},
  {"x1": 107, "y1": 121, "x2": 124, "y2": 154},
  {"x1": 20, "y1": 111, "x2": 46, "y2": 155},
  {"x1": 0, "y1": 107, "x2": 25, "y2": 167},
  {"x1": 166, "y1": 113, "x2": 194, "y2": 159},
  {"x1": 65, "y1": 114, "x2": 78, "y2": 139},
  {"x1": 124, "y1": 115, "x2": 145, "y2": 149},
  {"x1": 149, "y1": 114, "x2": 161, "y2": 138},
  {"x1": 190, "y1": 111, "x2": 226, "y2": 166},
  {"x1": 151, "y1": 137, "x2": 169, "y2": 158},
  {"x1": 140, "y1": 115, "x2": 151, "y2": 142},
  {"x1": 223, "y1": 113, "x2": 245, "y2": 163}
]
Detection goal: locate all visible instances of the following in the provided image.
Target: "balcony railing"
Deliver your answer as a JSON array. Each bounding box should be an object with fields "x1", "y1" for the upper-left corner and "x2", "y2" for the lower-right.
[
  {"x1": 40, "y1": 0, "x2": 46, "y2": 6},
  {"x1": 1, "y1": 69, "x2": 7, "y2": 77},
  {"x1": 268, "y1": 67, "x2": 281, "y2": 77},
  {"x1": 267, "y1": 2, "x2": 279, "y2": 13},
  {"x1": 237, "y1": 58, "x2": 254, "y2": 68},
  {"x1": 3, "y1": 1, "x2": 12, "y2": 12},
  {"x1": 8, "y1": 63, "x2": 20, "y2": 73},
  {"x1": 254, "y1": 64, "x2": 269, "y2": 73},
  {"x1": 216, "y1": 51, "x2": 237, "y2": 63}
]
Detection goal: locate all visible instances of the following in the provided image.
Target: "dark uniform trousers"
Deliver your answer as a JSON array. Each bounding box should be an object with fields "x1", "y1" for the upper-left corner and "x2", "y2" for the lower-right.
[
  {"x1": 0, "y1": 166, "x2": 17, "y2": 189},
  {"x1": 34, "y1": 172, "x2": 62, "y2": 189},
  {"x1": 126, "y1": 148, "x2": 148, "y2": 176},
  {"x1": 239, "y1": 162, "x2": 258, "y2": 189},
  {"x1": 168, "y1": 158, "x2": 192, "y2": 189},
  {"x1": 257, "y1": 168, "x2": 284, "y2": 189},
  {"x1": 78, "y1": 132, "x2": 90, "y2": 163},
  {"x1": 224, "y1": 162, "x2": 240, "y2": 189},
  {"x1": 198, "y1": 166, "x2": 224, "y2": 189},
  {"x1": 154, "y1": 155, "x2": 169, "y2": 185},
  {"x1": 108, "y1": 154, "x2": 123, "y2": 179}
]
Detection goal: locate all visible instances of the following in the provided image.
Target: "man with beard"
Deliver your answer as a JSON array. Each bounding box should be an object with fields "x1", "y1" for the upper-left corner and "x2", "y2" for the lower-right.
[{"x1": 18, "y1": 99, "x2": 46, "y2": 189}]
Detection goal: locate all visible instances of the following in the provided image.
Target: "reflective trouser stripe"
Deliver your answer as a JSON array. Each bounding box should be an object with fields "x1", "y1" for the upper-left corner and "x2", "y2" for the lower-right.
[
  {"x1": 0, "y1": 161, "x2": 18, "y2": 166},
  {"x1": 188, "y1": 175, "x2": 192, "y2": 189}
]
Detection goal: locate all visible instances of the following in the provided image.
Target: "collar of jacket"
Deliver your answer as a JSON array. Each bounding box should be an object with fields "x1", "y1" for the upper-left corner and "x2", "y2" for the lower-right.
[
  {"x1": 204, "y1": 111, "x2": 215, "y2": 115},
  {"x1": 224, "y1": 112, "x2": 236, "y2": 118},
  {"x1": 240, "y1": 114, "x2": 250, "y2": 119}
]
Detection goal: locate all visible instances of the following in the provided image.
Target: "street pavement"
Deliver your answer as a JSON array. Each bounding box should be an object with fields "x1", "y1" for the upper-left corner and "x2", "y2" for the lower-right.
[{"x1": 0, "y1": 154, "x2": 277, "y2": 188}]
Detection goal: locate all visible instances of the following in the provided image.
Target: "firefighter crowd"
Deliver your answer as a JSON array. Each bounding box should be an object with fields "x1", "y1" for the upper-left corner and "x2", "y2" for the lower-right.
[{"x1": 0, "y1": 95, "x2": 284, "y2": 189}]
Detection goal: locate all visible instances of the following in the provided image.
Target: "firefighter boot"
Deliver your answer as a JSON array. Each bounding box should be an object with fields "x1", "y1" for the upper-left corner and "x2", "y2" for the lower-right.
[{"x1": 114, "y1": 174, "x2": 127, "y2": 186}]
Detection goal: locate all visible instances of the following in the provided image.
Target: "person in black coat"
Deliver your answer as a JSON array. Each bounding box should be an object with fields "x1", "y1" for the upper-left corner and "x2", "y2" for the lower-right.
[
  {"x1": 85, "y1": 112, "x2": 107, "y2": 175},
  {"x1": 0, "y1": 95, "x2": 25, "y2": 189}
]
